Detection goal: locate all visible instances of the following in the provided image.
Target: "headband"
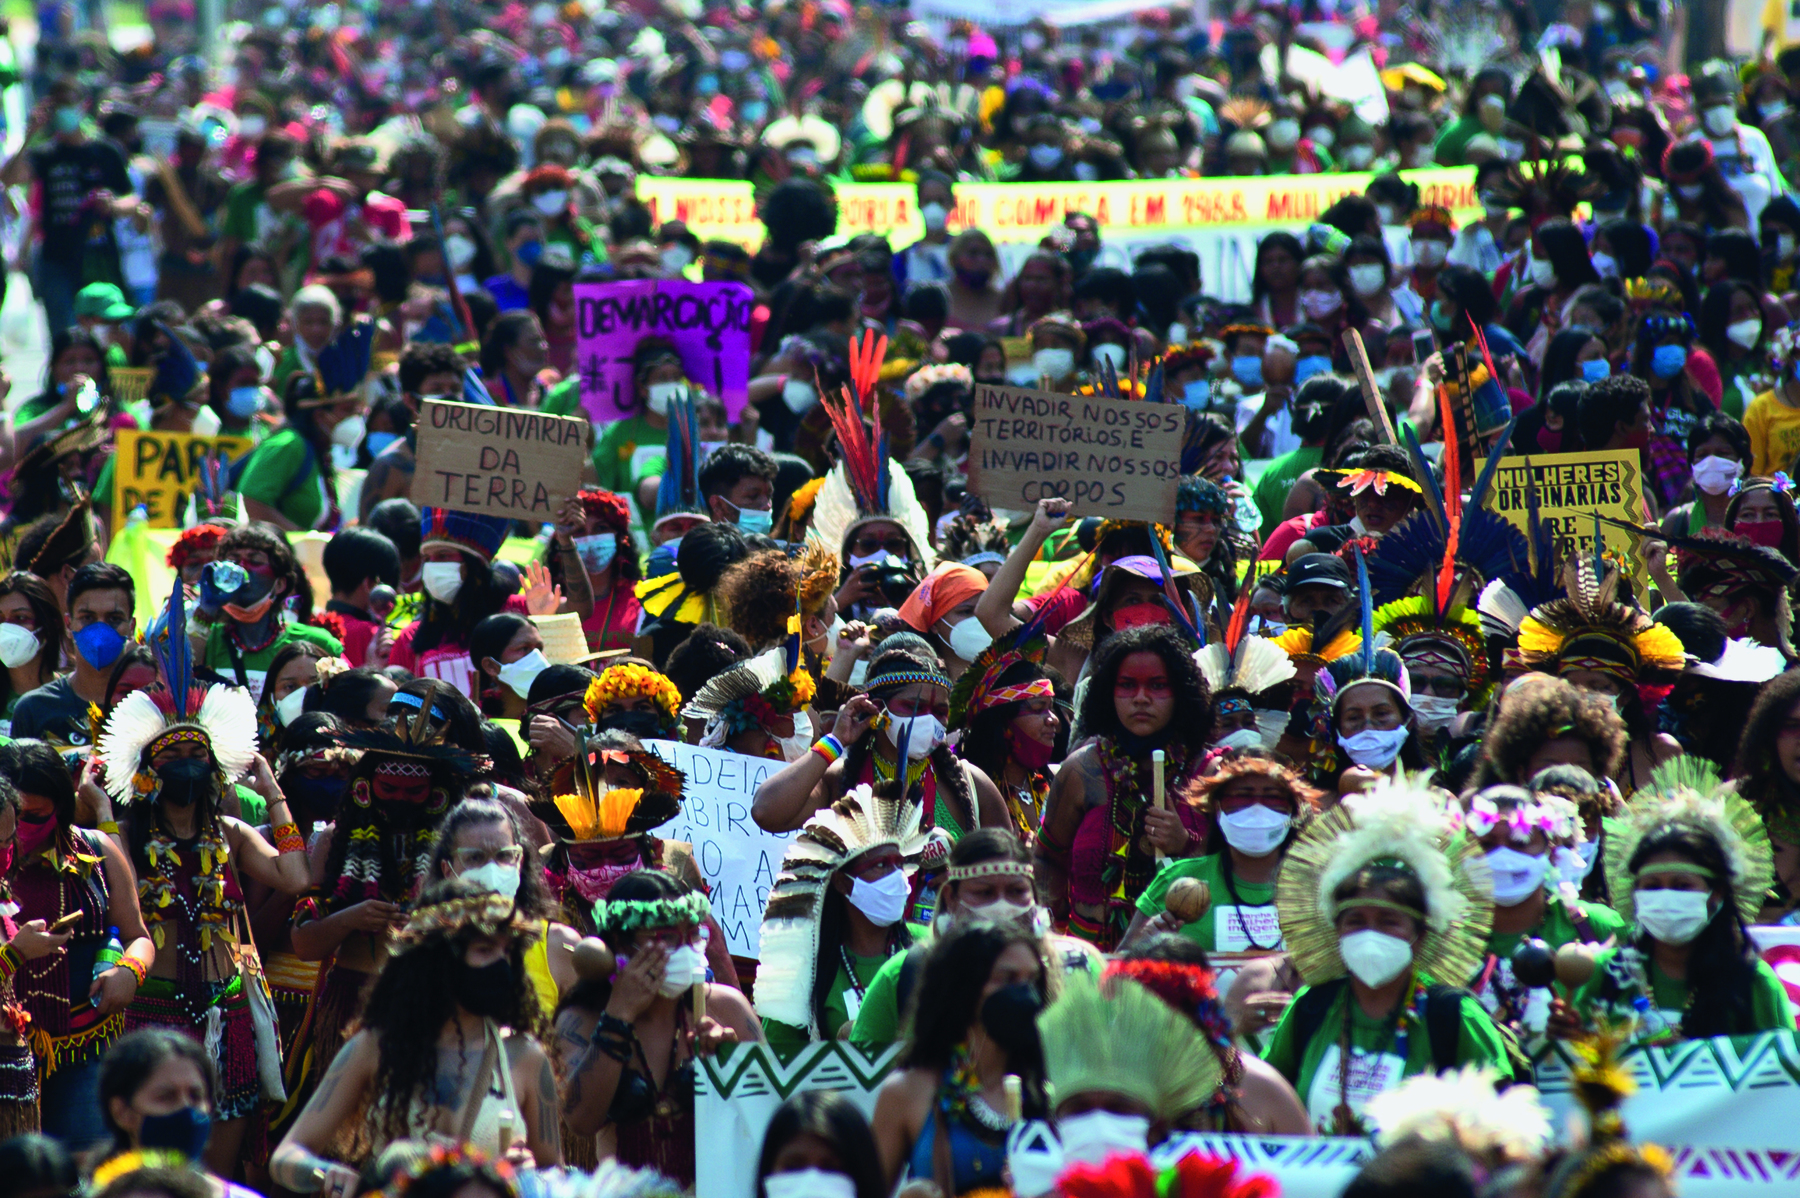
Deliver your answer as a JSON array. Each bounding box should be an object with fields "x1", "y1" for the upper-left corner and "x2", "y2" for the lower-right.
[
  {"x1": 390, "y1": 691, "x2": 448, "y2": 721},
  {"x1": 947, "y1": 859, "x2": 1034, "y2": 883},
  {"x1": 395, "y1": 892, "x2": 522, "y2": 950},
  {"x1": 1401, "y1": 644, "x2": 1471, "y2": 675},
  {"x1": 866, "y1": 667, "x2": 952, "y2": 695},
  {"x1": 986, "y1": 678, "x2": 1054, "y2": 707},
  {"x1": 1634, "y1": 861, "x2": 1715, "y2": 880},
  {"x1": 1330, "y1": 896, "x2": 1427, "y2": 922},
  {"x1": 593, "y1": 890, "x2": 712, "y2": 934},
  {"x1": 961, "y1": 552, "x2": 1007, "y2": 569}
]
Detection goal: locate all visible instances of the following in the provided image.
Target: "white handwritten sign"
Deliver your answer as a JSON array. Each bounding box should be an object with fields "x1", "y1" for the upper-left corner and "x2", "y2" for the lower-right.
[
  {"x1": 644, "y1": 740, "x2": 795, "y2": 958},
  {"x1": 411, "y1": 399, "x2": 588, "y2": 519}
]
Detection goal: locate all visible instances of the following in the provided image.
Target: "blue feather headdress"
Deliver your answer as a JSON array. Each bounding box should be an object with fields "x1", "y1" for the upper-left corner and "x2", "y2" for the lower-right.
[{"x1": 314, "y1": 319, "x2": 376, "y2": 400}]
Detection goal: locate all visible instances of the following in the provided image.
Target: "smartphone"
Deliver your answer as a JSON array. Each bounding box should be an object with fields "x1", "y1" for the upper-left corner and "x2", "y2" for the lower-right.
[
  {"x1": 49, "y1": 910, "x2": 83, "y2": 932},
  {"x1": 1411, "y1": 328, "x2": 1436, "y2": 363}
]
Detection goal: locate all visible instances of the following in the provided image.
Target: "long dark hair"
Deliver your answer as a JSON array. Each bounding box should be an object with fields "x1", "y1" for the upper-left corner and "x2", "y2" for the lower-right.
[
  {"x1": 413, "y1": 559, "x2": 516, "y2": 657},
  {"x1": 1733, "y1": 668, "x2": 1800, "y2": 809},
  {"x1": 0, "y1": 740, "x2": 76, "y2": 830},
  {"x1": 811, "y1": 815, "x2": 913, "y2": 1038},
  {"x1": 99, "y1": 1028, "x2": 218, "y2": 1153},
  {"x1": 427, "y1": 797, "x2": 556, "y2": 920},
  {"x1": 1625, "y1": 826, "x2": 1762, "y2": 1037},
  {"x1": 959, "y1": 659, "x2": 1059, "y2": 787},
  {"x1": 1079, "y1": 624, "x2": 1215, "y2": 752},
  {"x1": 469, "y1": 612, "x2": 533, "y2": 716},
  {"x1": 756, "y1": 1092, "x2": 887, "y2": 1198},
  {"x1": 0, "y1": 573, "x2": 63, "y2": 702},
  {"x1": 898, "y1": 921, "x2": 1049, "y2": 1115},
  {"x1": 555, "y1": 869, "x2": 690, "y2": 1016},
  {"x1": 1251, "y1": 232, "x2": 1304, "y2": 308},
  {"x1": 359, "y1": 878, "x2": 546, "y2": 1148},
  {"x1": 281, "y1": 373, "x2": 340, "y2": 508},
  {"x1": 42, "y1": 326, "x2": 114, "y2": 405}
]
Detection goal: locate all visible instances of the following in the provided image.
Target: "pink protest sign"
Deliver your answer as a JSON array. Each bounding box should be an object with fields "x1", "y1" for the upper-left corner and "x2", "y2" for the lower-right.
[{"x1": 574, "y1": 280, "x2": 755, "y2": 421}]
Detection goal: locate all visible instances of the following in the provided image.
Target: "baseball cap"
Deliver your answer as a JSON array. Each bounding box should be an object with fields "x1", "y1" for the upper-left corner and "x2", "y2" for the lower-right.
[{"x1": 1287, "y1": 553, "x2": 1352, "y2": 590}]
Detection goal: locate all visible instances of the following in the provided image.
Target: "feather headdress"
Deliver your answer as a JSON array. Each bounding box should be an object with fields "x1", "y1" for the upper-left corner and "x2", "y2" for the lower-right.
[
  {"x1": 755, "y1": 783, "x2": 929, "y2": 1035},
  {"x1": 1371, "y1": 596, "x2": 1491, "y2": 702},
  {"x1": 339, "y1": 680, "x2": 490, "y2": 777},
  {"x1": 1514, "y1": 558, "x2": 1686, "y2": 694},
  {"x1": 682, "y1": 646, "x2": 816, "y2": 749},
  {"x1": 1365, "y1": 1066, "x2": 1555, "y2": 1165},
  {"x1": 99, "y1": 582, "x2": 258, "y2": 805},
  {"x1": 1195, "y1": 585, "x2": 1296, "y2": 714},
  {"x1": 1542, "y1": 1023, "x2": 1675, "y2": 1197},
  {"x1": 1040, "y1": 974, "x2": 1223, "y2": 1121},
  {"x1": 806, "y1": 329, "x2": 935, "y2": 569},
  {"x1": 1275, "y1": 776, "x2": 1493, "y2": 986},
  {"x1": 1603, "y1": 756, "x2": 1772, "y2": 927},
  {"x1": 537, "y1": 738, "x2": 684, "y2": 844},
  {"x1": 947, "y1": 616, "x2": 1051, "y2": 729},
  {"x1": 653, "y1": 391, "x2": 705, "y2": 534},
  {"x1": 182, "y1": 448, "x2": 242, "y2": 527}
]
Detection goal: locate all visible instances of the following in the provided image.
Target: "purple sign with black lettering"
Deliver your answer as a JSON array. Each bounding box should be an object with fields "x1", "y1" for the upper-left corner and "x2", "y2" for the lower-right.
[{"x1": 574, "y1": 280, "x2": 755, "y2": 422}]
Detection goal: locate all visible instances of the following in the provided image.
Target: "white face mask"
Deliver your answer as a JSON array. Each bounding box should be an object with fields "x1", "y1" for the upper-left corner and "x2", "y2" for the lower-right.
[
  {"x1": 531, "y1": 188, "x2": 568, "y2": 216},
  {"x1": 460, "y1": 860, "x2": 522, "y2": 899},
  {"x1": 1307, "y1": 125, "x2": 1335, "y2": 147},
  {"x1": 921, "y1": 202, "x2": 949, "y2": 233},
  {"x1": 1554, "y1": 841, "x2": 1598, "y2": 887},
  {"x1": 1529, "y1": 256, "x2": 1557, "y2": 289},
  {"x1": 1336, "y1": 726, "x2": 1409, "y2": 768},
  {"x1": 646, "y1": 380, "x2": 686, "y2": 416},
  {"x1": 1781, "y1": 233, "x2": 1797, "y2": 260},
  {"x1": 1409, "y1": 694, "x2": 1461, "y2": 731},
  {"x1": 1092, "y1": 342, "x2": 1127, "y2": 371},
  {"x1": 1253, "y1": 709, "x2": 1289, "y2": 747},
  {"x1": 496, "y1": 648, "x2": 550, "y2": 699},
  {"x1": 1056, "y1": 1111, "x2": 1150, "y2": 1167},
  {"x1": 1677, "y1": 182, "x2": 1705, "y2": 201},
  {"x1": 660, "y1": 245, "x2": 694, "y2": 275},
  {"x1": 1374, "y1": 203, "x2": 1397, "y2": 226},
  {"x1": 945, "y1": 616, "x2": 993, "y2": 663},
  {"x1": 238, "y1": 114, "x2": 268, "y2": 139},
  {"x1": 1413, "y1": 240, "x2": 1448, "y2": 268},
  {"x1": 0, "y1": 624, "x2": 40, "y2": 669},
  {"x1": 330, "y1": 414, "x2": 366, "y2": 449},
  {"x1": 1634, "y1": 889, "x2": 1714, "y2": 945},
  {"x1": 1217, "y1": 803, "x2": 1291, "y2": 857},
  {"x1": 960, "y1": 895, "x2": 1044, "y2": 935},
  {"x1": 775, "y1": 710, "x2": 814, "y2": 763},
  {"x1": 1214, "y1": 727, "x2": 1262, "y2": 752},
  {"x1": 421, "y1": 560, "x2": 465, "y2": 604},
  {"x1": 1691, "y1": 454, "x2": 1745, "y2": 495},
  {"x1": 847, "y1": 869, "x2": 911, "y2": 927},
  {"x1": 764, "y1": 1170, "x2": 857, "y2": 1198},
  {"x1": 657, "y1": 943, "x2": 709, "y2": 997},
  {"x1": 1300, "y1": 288, "x2": 1343, "y2": 318},
  {"x1": 1342, "y1": 145, "x2": 1373, "y2": 169},
  {"x1": 782, "y1": 378, "x2": 819, "y2": 414},
  {"x1": 846, "y1": 549, "x2": 888, "y2": 570},
  {"x1": 886, "y1": 713, "x2": 945, "y2": 760},
  {"x1": 1590, "y1": 251, "x2": 1618, "y2": 279},
  {"x1": 274, "y1": 685, "x2": 309, "y2": 726},
  {"x1": 1703, "y1": 105, "x2": 1738, "y2": 137},
  {"x1": 1266, "y1": 118, "x2": 1300, "y2": 150},
  {"x1": 1726, "y1": 318, "x2": 1763, "y2": 349},
  {"x1": 445, "y1": 234, "x2": 477, "y2": 269},
  {"x1": 1348, "y1": 264, "x2": 1387, "y2": 297},
  {"x1": 1032, "y1": 347, "x2": 1074, "y2": 379},
  {"x1": 1485, "y1": 846, "x2": 1547, "y2": 906},
  {"x1": 1338, "y1": 928, "x2": 1414, "y2": 987}
]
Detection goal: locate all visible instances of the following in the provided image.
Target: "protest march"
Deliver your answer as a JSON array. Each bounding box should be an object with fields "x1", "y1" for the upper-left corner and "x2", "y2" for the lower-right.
[{"x1": 8, "y1": 0, "x2": 1800, "y2": 1197}]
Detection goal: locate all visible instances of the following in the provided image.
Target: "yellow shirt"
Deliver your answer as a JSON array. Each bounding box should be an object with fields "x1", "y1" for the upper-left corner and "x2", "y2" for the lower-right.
[
  {"x1": 524, "y1": 919, "x2": 561, "y2": 1017},
  {"x1": 1743, "y1": 388, "x2": 1800, "y2": 477}
]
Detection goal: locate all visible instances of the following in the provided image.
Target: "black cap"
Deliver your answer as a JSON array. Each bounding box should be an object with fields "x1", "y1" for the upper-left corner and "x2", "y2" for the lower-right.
[{"x1": 1287, "y1": 553, "x2": 1352, "y2": 590}]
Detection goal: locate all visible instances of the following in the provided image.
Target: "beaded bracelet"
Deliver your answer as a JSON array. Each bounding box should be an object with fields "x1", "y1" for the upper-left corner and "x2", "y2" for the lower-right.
[
  {"x1": 811, "y1": 734, "x2": 845, "y2": 764},
  {"x1": 272, "y1": 822, "x2": 305, "y2": 855},
  {"x1": 98, "y1": 821, "x2": 120, "y2": 835},
  {"x1": 117, "y1": 955, "x2": 148, "y2": 986}
]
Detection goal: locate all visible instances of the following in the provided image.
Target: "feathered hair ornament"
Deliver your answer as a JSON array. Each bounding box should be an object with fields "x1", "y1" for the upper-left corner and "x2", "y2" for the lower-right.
[
  {"x1": 1541, "y1": 1023, "x2": 1675, "y2": 1198},
  {"x1": 1603, "y1": 755, "x2": 1772, "y2": 927},
  {"x1": 653, "y1": 391, "x2": 705, "y2": 533},
  {"x1": 1514, "y1": 558, "x2": 1686, "y2": 705},
  {"x1": 1195, "y1": 584, "x2": 1296, "y2": 715},
  {"x1": 1484, "y1": 149, "x2": 1605, "y2": 226},
  {"x1": 339, "y1": 680, "x2": 490, "y2": 777},
  {"x1": 1275, "y1": 776, "x2": 1494, "y2": 986},
  {"x1": 947, "y1": 615, "x2": 1052, "y2": 729},
  {"x1": 182, "y1": 448, "x2": 242, "y2": 527},
  {"x1": 541, "y1": 738, "x2": 684, "y2": 844},
  {"x1": 1365, "y1": 1066, "x2": 1554, "y2": 1166},
  {"x1": 1039, "y1": 974, "x2": 1223, "y2": 1122},
  {"x1": 755, "y1": 782, "x2": 928, "y2": 1035},
  {"x1": 681, "y1": 646, "x2": 816, "y2": 750},
  {"x1": 99, "y1": 582, "x2": 260, "y2": 806}
]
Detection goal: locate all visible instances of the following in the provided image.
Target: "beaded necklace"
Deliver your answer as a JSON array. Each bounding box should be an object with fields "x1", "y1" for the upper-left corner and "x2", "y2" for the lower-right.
[
  {"x1": 1331, "y1": 978, "x2": 1427, "y2": 1135},
  {"x1": 140, "y1": 822, "x2": 239, "y2": 1024},
  {"x1": 939, "y1": 1043, "x2": 1014, "y2": 1136}
]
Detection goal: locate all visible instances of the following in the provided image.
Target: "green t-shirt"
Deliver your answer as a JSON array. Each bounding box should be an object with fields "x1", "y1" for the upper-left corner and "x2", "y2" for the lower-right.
[
  {"x1": 592, "y1": 413, "x2": 669, "y2": 497},
  {"x1": 1570, "y1": 942, "x2": 1794, "y2": 1041},
  {"x1": 1136, "y1": 854, "x2": 1281, "y2": 954},
  {"x1": 202, "y1": 620, "x2": 343, "y2": 704},
  {"x1": 848, "y1": 937, "x2": 918, "y2": 1054},
  {"x1": 1433, "y1": 115, "x2": 1487, "y2": 167},
  {"x1": 1261, "y1": 974, "x2": 1511, "y2": 1133},
  {"x1": 540, "y1": 376, "x2": 584, "y2": 419},
  {"x1": 221, "y1": 180, "x2": 270, "y2": 243},
  {"x1": 237, "y1": 427, "x2": 326, "y2": 530},
  {"x1": 1252, "y1": 445, "x2": 1321, "y2": 540},
  {"x1": 1475, "y1": 892, "x2": 1627, "y2": 1023},
  {"x1": 765, "y1": 924, "x2": 921, "y2": 1059}
]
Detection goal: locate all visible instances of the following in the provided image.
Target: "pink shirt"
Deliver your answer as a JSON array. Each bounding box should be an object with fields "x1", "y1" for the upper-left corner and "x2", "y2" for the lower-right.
[{"x1": 388, "y1": 595, "x2": 530, "y2": 702}]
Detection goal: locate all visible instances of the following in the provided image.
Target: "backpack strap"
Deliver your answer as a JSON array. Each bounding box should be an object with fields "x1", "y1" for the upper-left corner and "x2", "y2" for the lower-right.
[
  {"x1": 1424, "y1": 984, "x2": 1474, "y2": 1074},
  {"x1": 1286, "y1": 977, "x2": 1348, "y2": 1061}
]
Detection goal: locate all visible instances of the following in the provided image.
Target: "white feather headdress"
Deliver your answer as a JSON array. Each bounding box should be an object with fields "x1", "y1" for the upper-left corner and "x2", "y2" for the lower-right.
[
  {"x1": 99, "y1": 684, "x2": 259, "y2": 805},
  {"x1": 807, "y1": 460, "x2": 936, "y2": 572}
]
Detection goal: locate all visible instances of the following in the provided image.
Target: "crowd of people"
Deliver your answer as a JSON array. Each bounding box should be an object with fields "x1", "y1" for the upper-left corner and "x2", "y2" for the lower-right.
[{"x1": 3, "y1": 0, "x2": 1800, "y2": 1197}]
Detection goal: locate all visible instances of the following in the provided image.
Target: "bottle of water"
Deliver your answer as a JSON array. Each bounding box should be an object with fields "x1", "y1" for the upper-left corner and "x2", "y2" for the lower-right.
[
  {"x1": 92, "y1": 927, "x2": 123, "y2": 981},
  {"x1": 1222, "y1": 477, "x2": 1264, "y2": 539}
]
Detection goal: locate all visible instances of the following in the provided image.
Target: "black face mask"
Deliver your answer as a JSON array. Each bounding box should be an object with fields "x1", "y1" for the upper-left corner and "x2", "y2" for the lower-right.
[
  {"x1": 451, "y1": 958, "x2": 515, "y2": 1018},
  {"x1": 284, "y1": 774, "x2": 348, "y2": 820},
  {"x1": 157, "y1": 758, "x2": 214, "y2": 808},
  {"x1": 980, "y1": 982, "x2": 1043, "y2": 1059},
  {"x1": 600, "y1": 710, "x2": 667, "y2": 739}
]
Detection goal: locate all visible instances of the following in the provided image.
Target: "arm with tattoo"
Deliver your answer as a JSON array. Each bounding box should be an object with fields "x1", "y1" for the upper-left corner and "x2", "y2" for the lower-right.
[
  {"x1": 271, "y1": 1031, "x2": 376, "y2": 1189},
  {"x1": 557, "y1": 1006, "x2": 630, "y2": 1137}
]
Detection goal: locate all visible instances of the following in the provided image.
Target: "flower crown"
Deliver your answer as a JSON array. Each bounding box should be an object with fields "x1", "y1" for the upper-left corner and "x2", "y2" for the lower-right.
[
  {"x1": 904, "y1": 362, "x2": 973, "y2": 400},
  {"x1": 374, "y1": 1143, "x2": 517, "y2": 1198},
  {"x1": 584, "y1": 664, "x2": 682, "y2": 726},
  {"x1": 1461, "y1": 792, "x2": 1578, "y2": 843},
  {"x1": 1728, "y1": 471, "x2": 1794, "y2": 498},
  {"x1": 592, "y1": 890, "x2": 712, "y2": 935}
]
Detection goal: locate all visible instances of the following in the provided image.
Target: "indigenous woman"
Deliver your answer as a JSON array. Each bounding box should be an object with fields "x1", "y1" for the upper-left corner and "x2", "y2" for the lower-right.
[
  {"x1": 544, "y1": 488, "x2": 640, "y2": 655},
  {"x1": 582, "y1": 662, "x2": 682, "y2": 742},
  {"x1": 869, "y1": 922, "x2": 1049, "y2": 1195},
  {"x1": 97, "y1": 1028, "x2": 265, "y2": 1196},
  {"x1": 1734, "y1": 670, "x2": 1800, "y2": 918},
  {"x1": 1556, "y1": 761, "x2": 1790, "y2": 1043},
  {"x1": 682, "y1": 647, "x2": 817, "y2": 762},
  {"x1": 1035, "y1": 626, "x2": 1213, "y2": 950},
  {"x1": 1121, "y1": 752, "x2": 1321, "y2": 955},
  {"x1": 283, "y1": 683, "x2": 483, "y2": 1131},
  {"x1": 1263, "y1": 780, "x2": 1509, "y2": 1133},
  {"x1": 1194, "y1": 596, "x2": 1296, "y2": 750},
  {"x1": 0, "y1": 740, "x2": 153, "y2": 1150},
  {"x1": 757, "y1": 783, "x2": 925, "y2": 1056},
  {"x1": 555, "y1": 870, "x2": 762, "y2": 1187},
  {"x1": 949, "y1": 628, "x2": 1061, "y2": 844},
  {"x1": 98, "y1": 587, "x2": 311, "y2": 1172},
  {"x1": 528, "y1": 730, "x2": 738, "y2": 989},
  {"x1": 271, "y1": 879, "x2": 563, "y2": 1187},
  {"x1": 0, "y1": 573, "x2": 62, "y2": 739},
  {"x1": 1461, "y1": 785, "x2": 1625, "y2": 1036}
]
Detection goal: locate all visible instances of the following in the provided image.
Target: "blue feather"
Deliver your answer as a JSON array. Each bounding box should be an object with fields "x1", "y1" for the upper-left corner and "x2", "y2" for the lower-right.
[
  {"x1": 1354, "y1": 544, "x2": 1374, "y2": 674},
  {"x1": 1400, "y1": 424, "x2": 1448, "y2": 535},
  {"x1": 1146, "y1": 532, "x2": 1201, "y2": 644},
  {"x1": 158, "y1": 582, "x2": 193, "y2": 721},
  {"x1": 462, "y1": 366, "x2": 497, "y2": 407},
  {"x1": 875, "y1": 427, "x2": 891, "y2": 511},
  {"x1": 1468, "y1": 414, "x2": 1520, "y2": 511},
  {"x1": 1362, "y1": 511, "x2": 1446, "y2": 606},
  {"x1": 1144, "y1": 362, "x2": 1164, "y2": 406}
]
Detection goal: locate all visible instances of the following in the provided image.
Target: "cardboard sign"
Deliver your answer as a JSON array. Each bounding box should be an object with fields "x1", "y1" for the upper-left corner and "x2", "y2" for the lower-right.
[
  {"x1": 966, "y1": 383, "x2": 1184, "y2": 524},
  {"x1": 410, "y1": 399, "x2": 587, "y2": 519},
  {"x1": 572, "y1": 280, "x2": 754, "y2": 422},
  {"x1": 643, "y1": 739, "x2": 796, "y2": 958},
  {"x1": 1481, "y1": 450, "x2": 1649, "y2": 579},
  {"x1": 111, "y1": 430, "x2": 255, "y2": 530}
]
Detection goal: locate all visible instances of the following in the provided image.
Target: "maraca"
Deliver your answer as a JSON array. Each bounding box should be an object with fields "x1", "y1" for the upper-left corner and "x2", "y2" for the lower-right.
[
  {"x1": 1164, "y1": 877, "x2": 1212, "y2": 925},
  {"x1": 1510, "y1": 936, "x2": 1557, "y2": 989},
  {"x1": 1554, "y1": 941, "x2": 1602, "y2": 988},
  {"x1": 569, "y1": 936, "x2": 613, "y2": 980}
]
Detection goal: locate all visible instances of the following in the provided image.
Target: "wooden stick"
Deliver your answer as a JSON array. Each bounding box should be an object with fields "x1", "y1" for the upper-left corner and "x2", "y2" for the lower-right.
[
  {"x1": 1342, "y1": 327, "x2": 1398, "y2": 444},
  {"x1": 693, "y1": 980, "x2": 707, "y2": 1027},
  {"x1": 1152, "y1": 749, "x2": 1167, "y2": 861},
  {"x1": 1003, "y1": 1075, "x2": 1022, "y2": 1122}
]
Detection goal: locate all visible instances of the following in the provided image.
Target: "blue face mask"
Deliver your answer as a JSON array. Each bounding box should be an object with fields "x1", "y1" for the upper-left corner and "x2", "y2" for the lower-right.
[
  {"x1": 729, "y1": 501, "x2": 773, "y2": 536},
  {"x1": 227, "y1": 386, "x2": 261, "y2": 418},
  {"x1": 515, "y1": 239, "x2": 544, "y2": 267},
  {"x1": 73, "y1": 622, "x2": 127, "y2": 671},
  {"x1": 1182, "y1": 378, "x2": 1211, "y2": 411},
  {"x1": 1295, "y1": 354, "x2": 1333, "y2": 383},
  {"x1": 1231, "y1": 356, "x2": 1263, "y2": 388},
  {"x1": 1580, "y1": 358, "x2": 1611, "y2": 382},
  {"x1": 1652, "y1": 344, "x2": 1688, "y2": 379},
  {"x1": 573, "y1": 532, "x2": 619, "y2": 573},
  {"x1": 139, "y1": 1106, "x2": 212, "y2": 1159},
  {"x1": 366, "y1": 431, "x2": 399, "y2": 457}
]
